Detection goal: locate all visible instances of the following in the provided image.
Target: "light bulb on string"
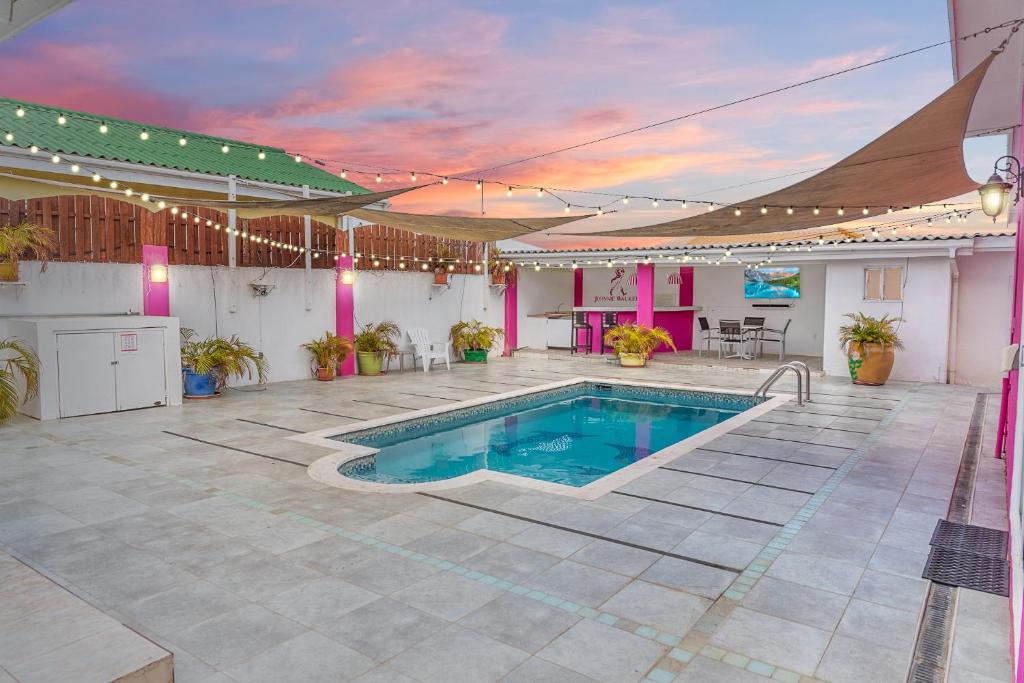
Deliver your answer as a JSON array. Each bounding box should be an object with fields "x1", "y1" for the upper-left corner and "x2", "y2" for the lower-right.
[
  {"x1": 139, "y1": 130, "x2": 149, "y2": 140},
  {"x1": 707, "y1": 203, "x2": 715, "y2": 212},
  {"x1": 734, "y1": 207, "x2": 741, "y2": 216},
  {"x1": 506, "y1": 186, "x2": 513, "y2": 197},
  {"x1": 837, "y1": 207, "x2": 844, "y2": 216},
  {"x1": 15, "y1": 106, "x2": 25, "y2": 118},
  {"x1": 786, "y1": 206, "x2": 794, "y2": 215},
  {"x1": 92, "y1": 173, "x2": 101, "y2": 182},
  {"x1": 442, "y1": 176, "x2": 448, "y2": 185},
  {"x1": 376, "y1": 173, "x2": 382, "y2": 183},
  {"x1": 887, "y1": 206, "x2": 894, "y2": 214},
  {"x1": 564, "y1": 204, "x2": 571, "y2": 213},
  {"x1": 3, "y1": 132, "x2": 11, "y2": 142},
  {"x1": 760, "y1": 205, "x2": 768, "y2": 215},
  {"x1": 57, "y1": 114, "x2": 66, "y2": 125},
  {"x1": 537, "y1": 188, "x2": 544, "y2": 197},
  {"x1": 410, "y1": 172, "x2": 417, "y2": 181},
  {"x1": 70, "y1": 164, "x2": 79, "y2": 173},
  {"x1": 221, "y1": 144, "x2": 229, "y2": 153},
  {"x1": 99, "y1": 122, "x2": 108, "y2": 134},
  {"x1": 623, "y1": 196, "x2": 629, "y2": 205},
  {"x1": 862, "y1": 207, "x2": 869, "y2": 215},
  {"x1": 475, "y1": 179, "x2": 482, "y2": 189},
  {"x1": 50, "y1": 154, "x2": 60, "y2": 164},
  {"x1": 681, "y1": 201, "x2": 688, "y2": 209},
  {"x1": 340, "y1": 169, "x2": 347, "y2": 178},
  {"x1": 109, "y1": 181, "x2": 118, "y2": 189},
  {"x1": 813, "y1": 206, "x2": 820, "y2": 215},
  {"x1": 29, "y1": 145, "x2": 38, "y2": 154},
  {"x1": 652, "y1": 199, "x2": 659, "y2": 208},
  {"x1": 179, "y1": 137, "x2": 188, "y2": 146}
]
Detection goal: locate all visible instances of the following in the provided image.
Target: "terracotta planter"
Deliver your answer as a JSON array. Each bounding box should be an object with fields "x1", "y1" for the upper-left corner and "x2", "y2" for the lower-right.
[
  {"x1": 434, "y1": 271, "x2": 449, "y2": 285},
  {"x1": 463, "y1": 349, "x2": 488, "y2": 363},
  {"x1": 357, "y1": 351, "x2": 384, "y2": 376},
  {"x1": 847, "y1": 343, "x2": 895, "y2": 385},
  {"x1": 490, "y1": 272, "x2": 506, "y2": 285},
  {"x1": 619, "y1": 352, "x2": 647, "y2": 368},
  {"x1": 316, "y1": 366, "x2": 335, "y2": 382},
  {"x1": 0, "y1": 261, "x2": 17, "y2": 282}
]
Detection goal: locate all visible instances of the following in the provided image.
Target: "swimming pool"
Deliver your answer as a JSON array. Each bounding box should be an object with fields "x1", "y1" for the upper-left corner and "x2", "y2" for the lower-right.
[{"x1": 298, "y1": 379, "x2": 769, "y2": 496}]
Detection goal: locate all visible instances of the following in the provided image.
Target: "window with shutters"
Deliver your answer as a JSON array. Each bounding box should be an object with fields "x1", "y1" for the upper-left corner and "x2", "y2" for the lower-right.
[{"x1": 863, "y1": 266, "x2": 903, "y2": 301}]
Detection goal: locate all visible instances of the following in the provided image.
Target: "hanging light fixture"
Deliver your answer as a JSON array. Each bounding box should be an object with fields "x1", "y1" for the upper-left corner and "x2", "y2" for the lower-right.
[{"x1": 979, "y1": 156, "x2": 1018, "y2": 219}]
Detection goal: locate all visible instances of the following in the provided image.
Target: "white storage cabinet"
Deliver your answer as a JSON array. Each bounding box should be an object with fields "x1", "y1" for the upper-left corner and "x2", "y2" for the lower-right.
[{"x1": 8, "y1": 316, "x2": 182, "y2": 420}]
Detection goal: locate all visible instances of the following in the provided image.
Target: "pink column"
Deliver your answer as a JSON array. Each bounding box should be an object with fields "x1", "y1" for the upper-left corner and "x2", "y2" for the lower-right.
[
  {"x1": 636, "y1": 263, "x2": 655, "y2": 327},
  {"x1": 677, "y1": 266, "x2": 695, "y2": 351},
  {"x1": 336, "y1": 256, "x2": 356, "y2": 375},
  {"x1": 141, "y1": 245, "x2": 169, "y2": 316},
  {"x1": 503, "y1": 274, "x2": 518, "y2": 356},
  {"x1": 573, "y1": 268, "x2": 583, "y2": 306}
]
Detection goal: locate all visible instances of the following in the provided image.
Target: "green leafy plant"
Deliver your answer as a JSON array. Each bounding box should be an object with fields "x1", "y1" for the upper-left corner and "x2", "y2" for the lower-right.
[
  {"x1": 603, "y1": 324, "x2": 677, "y2": 356},
  {"x1": 353, "y1": 320, "x2": 401, "y2": 355},
  {"x1": 0, "y1": 222, "x2": 56, "y2": 278},
  {"x1": 488, "y1": 245, "x2": 515, "y2": 278},
  {"x1": 838, "y1": 313, "x2": 904, "y2": 355},
  {"x1": 180, "y1": 329, "x2": 268, "y2": 387},
  {"x1": 0, "y1": 337, "x2": 40, "y2": 423},
  {"x1": 449, "y1": 320, "x2": 504, "y2": 353},
  {"x1": 432, "y1": 243, "x2": 455, "y2": 275},
  {"x1": 302, "y1": 331, "x2": 353, "y2": 369}
]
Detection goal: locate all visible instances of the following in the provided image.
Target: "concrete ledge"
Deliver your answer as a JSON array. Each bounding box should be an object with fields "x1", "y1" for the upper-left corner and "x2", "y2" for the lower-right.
[{"x1": 0, "y1": 551, "x2": 171, "y2": 683}]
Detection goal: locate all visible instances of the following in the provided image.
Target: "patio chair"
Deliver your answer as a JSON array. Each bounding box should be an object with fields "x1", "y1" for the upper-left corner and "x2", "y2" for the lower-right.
[
  {"x1": 742, "y1": 317, "x2": 766, "y2": 358},
  {"x1": 599, "y1": 311, "x2": 618, "y2": 354},
  {"x1": 571, "y1": 311, "x2": 593, "y2": 354},
  {"x1": 406, "y1": 328, "x2": 451, "y2": 373},
  {"x1": 718, "y1": 320, "x2": 747, "y2": 359},
  {"x1": 697, "y1": 317, "x2": 718, "y2": 357},
  {"x1": 758, "y1": 319, "x2": 792, "y2": 361}
]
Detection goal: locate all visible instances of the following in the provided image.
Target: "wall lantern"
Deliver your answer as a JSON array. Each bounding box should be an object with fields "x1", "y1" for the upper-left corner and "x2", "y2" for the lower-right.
[
  {"x1": 148, "y1": 263, "x2": 168, "y2": 283},
  {"x1": 339, "y1": 269, "x2": 356, "y2": 286},
  {"x1": 979, "y1": 155, "x2": 1019, "y2": 220}
]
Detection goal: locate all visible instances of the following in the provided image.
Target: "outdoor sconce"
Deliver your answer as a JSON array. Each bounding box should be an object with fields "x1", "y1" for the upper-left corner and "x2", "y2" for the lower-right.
[
  {"x1": 148, "y1": 263, "x2": 168, "y2": 283},
  {"x1": 339, "y1": 270, "x2": 356, "y2": 286},
  {"x1": 979, "y1": 155, "x2": 1020, "y2": 220}
]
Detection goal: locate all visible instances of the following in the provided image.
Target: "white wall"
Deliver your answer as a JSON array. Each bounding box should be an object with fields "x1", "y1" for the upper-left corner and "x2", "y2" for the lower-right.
[
  {"x1": 953, "y1": 251, "x2": 1014, "y2": 388},
  {"x1": 516, "y1": 268, "x2": 573, "y2": 350},
  {"x1": 1, "y1": 261, "x2": 506, "y2": 385},
  {"x1": 823, "y1": 256, "x2": 952, "y2": 383},
  {"x1": 692, "y1": 264, "x2": 826, "y2": 357}
]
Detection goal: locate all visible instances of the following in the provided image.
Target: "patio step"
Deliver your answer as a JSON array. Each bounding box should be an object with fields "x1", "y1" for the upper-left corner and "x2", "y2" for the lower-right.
[
  {"x1": 515, "y1": 347, "x2": 825, "y2": 376},
  {"x1": 0, "y1": 550, "x2": 172, "y2": 683}
]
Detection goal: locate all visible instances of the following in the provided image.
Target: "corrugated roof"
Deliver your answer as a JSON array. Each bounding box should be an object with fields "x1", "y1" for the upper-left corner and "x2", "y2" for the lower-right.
[
  {"x1": 0, "y1": 97, "x2": 367, "y2": 195},
  {"x1": 501, "y1": 229, "x2": 1015, "y2": 255}
]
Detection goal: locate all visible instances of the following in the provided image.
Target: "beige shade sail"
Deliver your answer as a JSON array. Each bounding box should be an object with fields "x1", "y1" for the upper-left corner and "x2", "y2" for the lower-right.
[
  {"x1": 153, "y1": 184, "x2": 427, "y2": 218},
  {"x1": 582, "y1": 53, "x2": 995, "y2": 239},
  {"x1": 343, "y1": 207, "x2": 597, "y2": 241}
]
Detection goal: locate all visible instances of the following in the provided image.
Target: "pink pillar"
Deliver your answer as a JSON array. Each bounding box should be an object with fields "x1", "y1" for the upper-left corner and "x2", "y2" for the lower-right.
[
  {"x1": 336, "y1": 256, "x2": 356, "y2": 376},
  {"x1": 573, "y1": 268, "x2": 583, "y2": 307},
  {"x1": 636, "y1": 263, "x2": 655, "y2": 327},
  {"x1": 141, "y1": 245, "x2": 169, "y2": 316},
  {"x1": 503, "y1": 275, "x2": 518, "y2": 356},
  {"x1": 677, "y1": 266, "x2": 695, "y2": 351}
]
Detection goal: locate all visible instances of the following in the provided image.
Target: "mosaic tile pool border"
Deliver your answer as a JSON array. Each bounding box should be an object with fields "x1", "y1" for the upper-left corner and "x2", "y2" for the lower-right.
[{"x1": 333, "y1": 381, "x2": 761, "y2": 448}]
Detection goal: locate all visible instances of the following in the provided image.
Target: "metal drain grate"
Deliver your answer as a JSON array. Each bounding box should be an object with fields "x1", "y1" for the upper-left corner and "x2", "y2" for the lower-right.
[
  {"x1": 922, "y1": 545, "x2": 1009, "y2": 596},
  {"x1": 930, "y1": 519, "x2": 1007, "y2": 559},
  {"x1": 907, "y1": 584, "x2": 956, "y2": 683}
]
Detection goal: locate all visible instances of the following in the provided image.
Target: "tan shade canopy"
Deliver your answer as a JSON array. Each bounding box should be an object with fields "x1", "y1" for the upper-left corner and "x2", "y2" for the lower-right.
[
  {"x1": 153, "y1": 184, "x2": 426, "y2": 218},
  {"x1": 582, "y1": 54, "x2": 995, "y2": 239},
  {"x1": 344, "y1": 207, "x2": 597, "y2": 241}
]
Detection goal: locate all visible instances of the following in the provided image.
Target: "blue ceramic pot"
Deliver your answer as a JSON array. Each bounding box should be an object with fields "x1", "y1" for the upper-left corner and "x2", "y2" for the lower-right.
[{"x1": 183, "y1": 369, "x2": 217, "y2": 397}]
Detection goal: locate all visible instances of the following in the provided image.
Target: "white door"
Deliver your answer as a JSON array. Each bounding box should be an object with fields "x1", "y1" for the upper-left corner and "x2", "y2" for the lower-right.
[
  {"x1": 56, "y1": 332, "x2": 117, "y2": 418},
  {"x1": 114, "y1": 329, "x2": 167, "y2": 411}
]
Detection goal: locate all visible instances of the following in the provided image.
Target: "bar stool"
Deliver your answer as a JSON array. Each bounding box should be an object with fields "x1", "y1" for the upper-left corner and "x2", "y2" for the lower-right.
[
  {"x1": 599, "y1": 311, "x2": 618, "y2": 354},
  {"x1": 570, "y1": 311, "x2": 593, "y2": 354}
]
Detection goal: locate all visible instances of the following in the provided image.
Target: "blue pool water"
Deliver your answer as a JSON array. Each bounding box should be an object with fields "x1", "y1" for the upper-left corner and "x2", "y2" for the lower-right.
[{"x1": 336, "y1": 384, "x2": 752, "y2": 487}]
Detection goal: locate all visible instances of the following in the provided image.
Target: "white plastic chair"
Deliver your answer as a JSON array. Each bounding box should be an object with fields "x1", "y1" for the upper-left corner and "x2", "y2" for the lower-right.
[{"x1": 407, "y1": 328, "x2": 451, "y2": 373}]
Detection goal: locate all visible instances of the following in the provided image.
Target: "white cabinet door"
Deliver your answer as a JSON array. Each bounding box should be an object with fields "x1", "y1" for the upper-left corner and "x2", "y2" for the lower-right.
[
  {"x1": 56, "y1": 332, "x2": 117, "y2": 418},
  {"x1": 114, "y1": 329, "x2": 167, "y2": 411}
]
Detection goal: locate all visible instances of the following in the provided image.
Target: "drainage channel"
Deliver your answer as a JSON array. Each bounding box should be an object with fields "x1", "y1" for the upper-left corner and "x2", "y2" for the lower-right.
[{"x1": 907, "y1": 392, "x2": 987, "y2": 683}]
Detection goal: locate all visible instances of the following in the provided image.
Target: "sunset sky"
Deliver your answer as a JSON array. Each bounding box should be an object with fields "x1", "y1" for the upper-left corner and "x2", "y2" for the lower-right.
[{"x1": 0, "y1": 0, "x2": 1006, "y2": 246}]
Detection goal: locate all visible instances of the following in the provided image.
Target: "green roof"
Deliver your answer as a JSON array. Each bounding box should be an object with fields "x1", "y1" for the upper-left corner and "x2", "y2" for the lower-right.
[{"x1": 0, "y1": 97, "x2": 367, "y2": 195}]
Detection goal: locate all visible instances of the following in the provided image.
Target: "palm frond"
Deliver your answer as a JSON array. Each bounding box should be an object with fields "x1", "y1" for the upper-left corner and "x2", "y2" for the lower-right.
[
  {"x1": 602, "y1": 324, "x2": 676, "y2": 356},
  {"x1": 0, "y1": 223, "x2": 57, "y2": 273},
  {"x1": 0, "y1": 337, "x2": 41, "y2": 423}
]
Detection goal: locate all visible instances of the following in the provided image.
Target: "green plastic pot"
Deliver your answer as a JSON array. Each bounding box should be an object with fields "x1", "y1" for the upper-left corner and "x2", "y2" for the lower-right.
[
  {"x1": 357, "y1": 351, "x2": 384, "y2": 375},
  {"x1": 463, "y1": 349, "x2": 488, "y2": 363}
]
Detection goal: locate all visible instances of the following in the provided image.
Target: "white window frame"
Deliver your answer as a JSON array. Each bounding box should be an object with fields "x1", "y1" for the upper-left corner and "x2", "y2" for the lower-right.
[{"x1": 863, "y1": 266, "x2": 904, "y2": 302}]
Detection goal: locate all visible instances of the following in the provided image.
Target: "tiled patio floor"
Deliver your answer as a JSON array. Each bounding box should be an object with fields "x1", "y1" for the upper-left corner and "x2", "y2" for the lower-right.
[{"x1": 0, "y1": 357, "x2": 1011, "y2": 682}]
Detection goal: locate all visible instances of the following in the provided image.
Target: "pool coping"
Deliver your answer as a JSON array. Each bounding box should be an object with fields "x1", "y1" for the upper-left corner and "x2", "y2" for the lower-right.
[{"x1": 293, "y1": 376, "x2": 791, "y2": 500}]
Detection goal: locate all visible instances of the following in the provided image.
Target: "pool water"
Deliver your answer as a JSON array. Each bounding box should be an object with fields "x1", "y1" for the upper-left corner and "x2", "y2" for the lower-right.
[{"x1": 337, "y1": 385, "x2": 748, "y2": 487}]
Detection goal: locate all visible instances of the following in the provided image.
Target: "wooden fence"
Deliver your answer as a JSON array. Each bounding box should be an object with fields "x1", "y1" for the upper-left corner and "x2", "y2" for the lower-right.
[{"x1": 0, "y1": 196, "x2": 484, "y2": 273}]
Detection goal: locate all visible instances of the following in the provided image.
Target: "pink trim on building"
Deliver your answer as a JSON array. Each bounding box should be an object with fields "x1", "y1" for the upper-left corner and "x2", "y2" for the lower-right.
[
  {"x1": 141, "y1": 245, "x2": 169, "y2": 316},
  {"x1": 636, "y1": 263, "x2": 654, "y2": 327},
  {"x1": 335, "y1": 256, "x2": 356, "y2": 376},
  {"x1": 504, "y1": 275, "x2": 518, "y2": 356}
]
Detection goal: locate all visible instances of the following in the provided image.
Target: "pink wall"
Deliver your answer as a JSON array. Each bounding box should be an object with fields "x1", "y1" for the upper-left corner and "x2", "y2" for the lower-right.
[
  {"x1": 573, "y1": 268, "x2": 583, "y2": 307},
  {"x1": 503, "y1": 275, "x2": 518, "y2": 356},
  {"x1": 636, "y1": 263, "x2": 654, "y2": 327},
  {"x1": 141, "y1": 245, "x2": 169, "y2": 316},
  {"x1": 335, "y1": 256, "x2": 356, "y2": 375}
]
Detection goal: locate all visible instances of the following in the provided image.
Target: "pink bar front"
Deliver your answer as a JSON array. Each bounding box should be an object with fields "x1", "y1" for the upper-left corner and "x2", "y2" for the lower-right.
[
  {"x1": 336, "y1": 256, "x2": 356, "y2": 375},
  {"x1": 503, "y1": 275, "x2": 518, "y2": 356},
  {"x1": 636, "y1": 263, "x2": 654, "y2": 327},
  {"x1": 141, "y1": 245, "x2": 169, "y2": 316}
]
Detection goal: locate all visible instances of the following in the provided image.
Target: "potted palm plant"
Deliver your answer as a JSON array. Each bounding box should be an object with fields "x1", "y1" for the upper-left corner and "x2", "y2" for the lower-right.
[
  {"x1": 180, "y1": 328, "x2": 269, "y2": 397},
  {"x1": 302, "y1": 331, "x2": 354, "y2": 381},
  {"x1": 838, "y1": 313, "x2": 904, "y2": 385},
  {"x1": 0, "y1": 222, "x2": 56, "y2": 281},
  {"x1": 488, "y1": 246, "x2": 514, "y2": 285},
  {"x1": 0, "y1": 337, "x2": 40, "y2": 423},
  {"x1": 450, "y1": 320, "x2": 504, "y2": 363},
  {"x1": 353, "y1": 320, "x2": 400, "y2": 376},
  {"x1": 603, "y1": 323, "x2": 676, "y2": 367},
  {"x1": 432, "y1": 243, "x2": 455, "y2": 285}
]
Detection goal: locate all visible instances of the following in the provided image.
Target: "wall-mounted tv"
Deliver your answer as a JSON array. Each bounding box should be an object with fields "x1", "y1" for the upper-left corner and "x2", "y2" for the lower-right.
[{"x1": 744, "y1": 266, "x2": 801, "y2": 299}]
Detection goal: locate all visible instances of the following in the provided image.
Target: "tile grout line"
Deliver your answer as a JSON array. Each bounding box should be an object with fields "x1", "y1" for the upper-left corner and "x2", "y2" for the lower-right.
[{"x1": 648, "y1": 386, "x2": 919, "y2": 683}]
